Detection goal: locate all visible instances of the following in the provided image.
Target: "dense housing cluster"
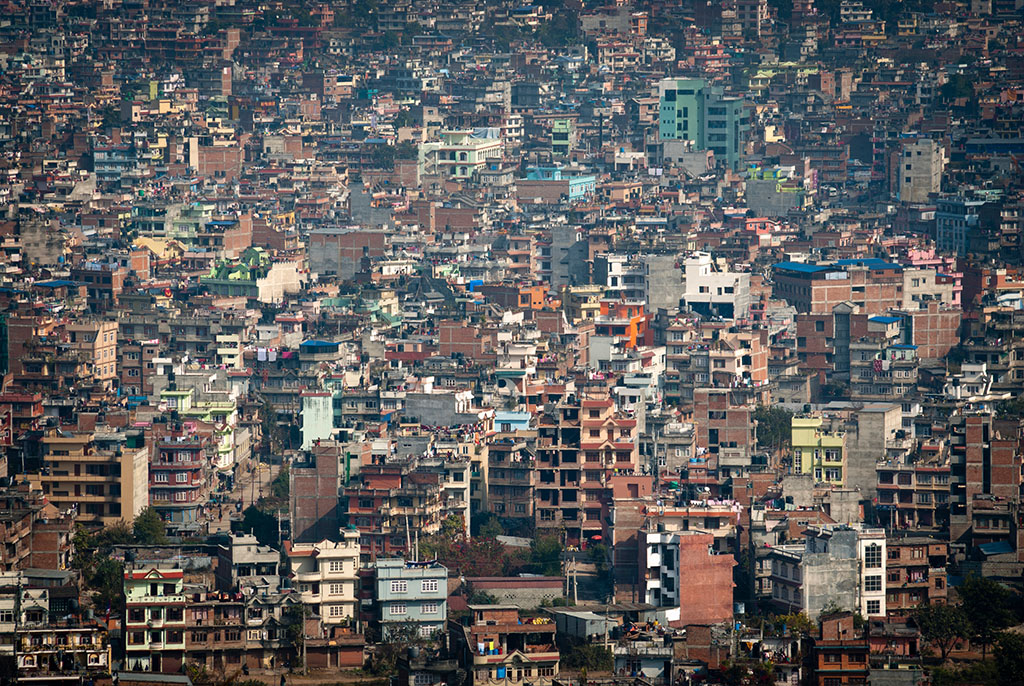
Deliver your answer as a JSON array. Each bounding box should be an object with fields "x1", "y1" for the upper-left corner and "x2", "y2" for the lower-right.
[{"x1": 0, "y1": 0, "x2": 1022, "y2": 685}]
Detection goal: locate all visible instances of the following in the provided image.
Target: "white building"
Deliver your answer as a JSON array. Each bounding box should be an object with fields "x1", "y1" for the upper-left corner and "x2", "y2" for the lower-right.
[
  {"x1": 679, "y1": 252, "x2": 751, "y2": 319},
  {"x1": 287, "y1": 532, "x2": 361, "y2": 625}
]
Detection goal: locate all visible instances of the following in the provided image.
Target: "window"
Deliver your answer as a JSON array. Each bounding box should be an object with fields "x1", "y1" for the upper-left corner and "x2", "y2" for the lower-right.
[
  {"x1": 328, "y1": 605, "x2": 347, "y2": 617},
  {"x1": 329, "y1": 583, "x2": 346, "y2": 596},
  {"x1": 865, "y1": 576, "x2": 882, "y2": 592},
  {"x1": 176, "y1": 472, "x2": 189, "y2": 483},
  {"x1": 421, "y1": 579, "x2": 438, "y2": 593},
  {"x1": 414, "y1": 675, "x2": 433, "y2": 686},
  {"x1": 390, "y1": 580, "x2": 407, "y2": 593},
  {"x1": 329, "y1": 560, "x2": 346, "y2": 573},
  {"x1": 864, "y1": 544, "x2": 882, "y2": 569},
  {"x1": 390, "y1": 603, "x2": 407, "y2": 615},
  {"x1": 154, "y1": 472, "x2": 169, "y2": 483},
  {"x1": 422, "y1": 602, "x2": 439, "y2": 614},
  {"x1": 815, "y1": 320, "x2": 825, "y2": 332},
  {"x1": 866, "y1": 600, "x2": 881, "y2": 615}
]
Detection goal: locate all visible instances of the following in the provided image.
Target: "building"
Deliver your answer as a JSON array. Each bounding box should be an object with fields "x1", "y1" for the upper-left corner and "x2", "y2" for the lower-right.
[
  {"x1": 124, "y1": 567, "x2": 187, "y2": 673},
  {"x1": 813, "y1": 612, "x2": 870, "y2": 686},
  {"x1": 936, "y1": 196, "x2": 984, "y2": 256},
  {"x1": 375, "y1": 558, "x2": 448, "y2": 639},
  {"x1": 288, "y1": 533, "x2": 361, "y2": 626},
  {"x1": 770, "y1": 525, "x2": 887, "y2": 620},
  {"x1": 658, "y1": 78, "x2": 749, "y2": 170},
  {"x1": 218, "y1": 533, "x2": 282, "y2": 593},
  {"x1": 639, "y1": 530, "x2": 735, "y2": 626},
  {"x1": 150, "y1": 434, "x2": 209, "y2": 531},
  {"x1": 884, "y1": 537, "x2": 947, "y2": 620},
  {"x1": 898, "y1": 138, "x2": 943, "y2": 204},
  {"x1": 449, "y1": 605, "x2": 559, "y2": 686},
  {"x1": 792, "y1": 415, "x2": 847, "y2": 485},
  {"x1": 679, "y1": 252, "x2": 751, "y2": 319},
  {"x1": 0, "y1": 484, "x2": 75, "y2": 571},
  {"x1": 33, "y1": 429, "x2": 148, "y2": 528},
  {"x1": 420, "y1": 129, "x2": 504, "y2": 180}
]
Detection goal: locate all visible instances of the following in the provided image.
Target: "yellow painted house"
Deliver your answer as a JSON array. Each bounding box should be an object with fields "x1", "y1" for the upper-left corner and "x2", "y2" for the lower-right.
[{"x1": 791, "y1": 415, "x2": 847, "y2": 485}]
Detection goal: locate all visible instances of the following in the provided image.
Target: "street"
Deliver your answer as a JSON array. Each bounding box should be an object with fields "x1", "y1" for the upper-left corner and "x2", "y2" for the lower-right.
[{"x1": 206, "y1": 458, "x2": 281, "y2": 535}]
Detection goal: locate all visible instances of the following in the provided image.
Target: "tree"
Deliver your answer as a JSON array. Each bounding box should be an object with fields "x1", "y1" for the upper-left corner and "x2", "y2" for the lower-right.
[
  {"x1": 270, "y1": 465, "x2": 289, "y2": 502},
  {"x1": 959, "y1": 574, "x2": 1015, "y2": 658},
  {"x1": 530, "y1": 536, "x2": 563, "y2": 576},
  {"x1": 261, "y1": 399, "x2": 284, "y2": 456},
  {"x1": 994, "y1": 632, "x2": 1024, "y2": 686},
  {"x1": 133, "y1": 507, "x2": 167, "y2": 545},
  {"x1": 558, "y1": 640, "x2": 612, "y2": 671},
  {"x1": 239, "y1": 506, "x2": 278, "y2": 547},
  {"x1": 90, "y1": 558, "x2": 125, "y2": 614},
  {"x1": 478, "y1": 517, "x2": 504, "y2": 539},
  {"x1": 913, "y1": 603, "x2": 969, "y2": 662},
  {"x1": 753, "y1": 405, "x2": 792, "y2": 450},
  {"x1": 781, "y1": 612, "x2": 814, "y2": 636}
]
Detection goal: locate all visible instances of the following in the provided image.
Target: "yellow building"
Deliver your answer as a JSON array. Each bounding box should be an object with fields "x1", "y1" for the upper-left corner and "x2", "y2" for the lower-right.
[
  {"x1": 791, "y1": 416, "x2": 847, "y2": 485},
  {"x1": 561, "y1": 285, "x2": 604, "y2": 324}
]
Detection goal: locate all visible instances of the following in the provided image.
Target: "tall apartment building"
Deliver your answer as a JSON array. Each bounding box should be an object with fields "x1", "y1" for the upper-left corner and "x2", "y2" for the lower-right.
[
  {"x1": 486, "y1": 436, "x2": 537, "y2": 521},
  {"x1": 535, "y1": 396, "x2": 639, "y2": 546},
  {"x1": 948, "y1": 414, "x2": 1022, "y2": 557},
  {"x1": 769, "y1": 525, "x2": 887, "y2": 620},
  {"x1": 33, "y1": 429, "x2": 148, "y2": 528},
  {"x1": 67, "y1": 320, "x2": 118, "y2": 390},
  {"x1": 876, "y1": 461, "x2": 951, "y2": 530},
  {"x1": 658, "y1": 78, "x2": 749, "y2": 170},
  {"x1": 936, "y1": 196, "x2": 984, "y2": 256},
  {"x1": 898, "y1": 137, "x2": 943, "y2": 203},
  {"x1": 884, "y1": 537, "x2": 947, "y2": 620},
  {"x1": 639, "y1": 530, "x2": 735, "y2": 626},
  {"x1": 340, "y1": 462, "x2": 444, "y2": 560},
  {"x1": 693, "y1": 388, "x2": 757, "y2": 481},
  {"x1": 150, "y1": 434, "x2": 210, "y2": 531},
  {"x1": 124, "y1": 567, "x2": 186, "y2": 673},
  {"x1": 773, "y1": 259, "x2": 905, "y2": 315},
  {"x1": 288, "y1": 532, "x2": 361, "y2": 625}
]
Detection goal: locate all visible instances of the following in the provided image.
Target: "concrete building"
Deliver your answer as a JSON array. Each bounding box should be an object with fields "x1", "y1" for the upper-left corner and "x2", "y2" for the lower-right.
[
  {"x1": 769, "y1": 525, "x2": 887, "y2": 620},
  {"x1": 33, "y1": 429, "x2": 148, "y2": 528},
  {"x1": 124, "y1": 567, "x2": 186, "y2": 673},
  {"x1": 792, "y1": 415, "x2": 847, "y2": 486},
  {"x1": 936, "y1": 196, "x2": 984, "y2": 256},
  {"x1": 639, "y1": 530, "x2": 735, "y2": 626},
  {"x1": 218, "y1": 533, "x2": 282, "y2": 593},
  {"x1": 420, "y1": 128, "x2": 504, "y2": 180},
  {"x1": 308, "y1": 228, "x2": 388, "y2": 281},
  {"x1": 375, "y1": 558, "x2": 448, "y2": 639},
  {"x1": 898, "y1": 137, "x2": 943, "y2": 204},
  {"x1": 450, "y1": 605, "x2": 559, "y2": 686},
  {"x1": 658, "y1": 77, "x2": 749, "y2": 170},
  {"x1": 679, "y1": 252, "x2": 751, "y2": 319},
  {"x1": 288, "y1": 532, "x2": 361, "y2": 625}
]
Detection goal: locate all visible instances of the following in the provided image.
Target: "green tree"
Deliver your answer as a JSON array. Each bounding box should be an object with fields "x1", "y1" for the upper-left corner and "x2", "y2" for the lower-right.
[
  {"x1": 782, "y1": 612, "x2": 815, "y2": 636},
  {"x1": 239, "y1": 506, "x2": 278, "y2": 547},
  {"x1": 994, "y1": 631, "x2": 1024, "y2": 686},
  {"x1": 133, "y1": 507, "x2": 167, "y2": 545},
  {"x1": 478, "y1": 517, "x2": 504, "y2": 539},
  {"x1": 959, "y1": 574, "x2": 1015, "y2": 658},
  {"x1": 89, "y1": 557, "x2": 125, "y2": 614},
  {"x1": 558, "y1": 638, "x2": 612, "y2": 671},
  {"x1": 530, "y1": 536, "x2": 563, "y2": 576},
  {"x1": 914, "y1": 603, "x2": 969, "y2": 662},
  {"x1": 261, "y1": 399, "x2": 284, "y2": 456},
  {"x1": 270, "y1": 465, "x2": 289, "y2": 502},
  {"x1": 754, "y1": 405, "x2": 792, "y2": 450}
]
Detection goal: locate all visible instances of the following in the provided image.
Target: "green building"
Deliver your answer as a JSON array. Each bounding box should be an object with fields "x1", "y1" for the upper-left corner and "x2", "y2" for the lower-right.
[
  {"x1": 658, "y1": 77, "x2": 749, "y2": 170},
  {"x1": 552, "y1": 118, "x2": 574, "y2": 156}
]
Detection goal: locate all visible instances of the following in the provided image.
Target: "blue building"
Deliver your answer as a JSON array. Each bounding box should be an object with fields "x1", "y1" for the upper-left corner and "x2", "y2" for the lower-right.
[
  {"x1": 523, "y1": 166, "x2": 596, "y2": 201},
  {"x1": 375, "y1": 558, "x2": 448, "y2": 640}
]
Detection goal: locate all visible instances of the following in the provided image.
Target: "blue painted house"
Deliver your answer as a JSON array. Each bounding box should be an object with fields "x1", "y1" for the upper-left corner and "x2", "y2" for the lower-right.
[{"x1": 375, "y1": 558, "x2": 448, "y2": 639}]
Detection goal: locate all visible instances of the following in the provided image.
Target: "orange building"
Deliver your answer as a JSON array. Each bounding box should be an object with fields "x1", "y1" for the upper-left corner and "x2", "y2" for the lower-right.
[{"x1": 595, "y1": 298, "x2": 647, "y2": 348}]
